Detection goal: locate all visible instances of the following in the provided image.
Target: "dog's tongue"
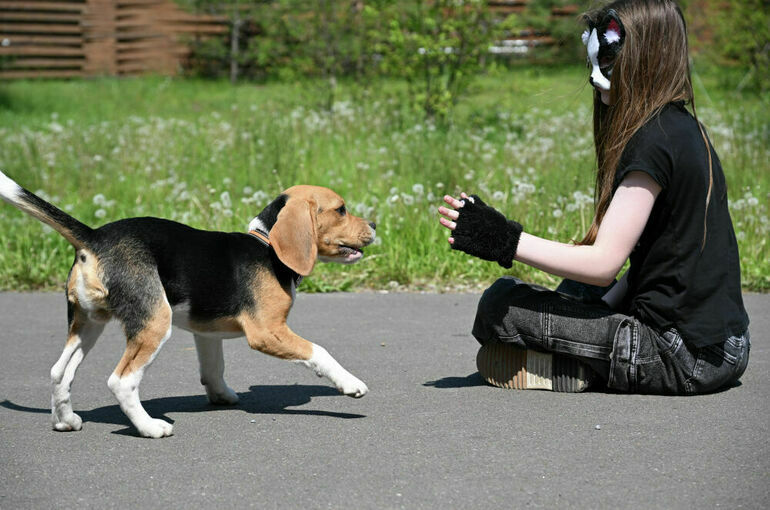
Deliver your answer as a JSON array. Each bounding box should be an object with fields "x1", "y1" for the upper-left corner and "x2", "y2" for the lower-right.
[{"x1": 345, "y1": 250, "x2": 363, "y2": 262}]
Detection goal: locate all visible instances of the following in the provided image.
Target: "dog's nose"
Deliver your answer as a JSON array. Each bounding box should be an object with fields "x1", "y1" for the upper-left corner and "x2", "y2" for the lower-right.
[{"x1": 369, "y1": 222, "x2": 376, "y2": 230}]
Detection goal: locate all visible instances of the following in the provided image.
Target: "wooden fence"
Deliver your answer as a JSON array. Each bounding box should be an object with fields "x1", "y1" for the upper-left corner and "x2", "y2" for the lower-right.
[
  {"x1": 0, "y1": 0, "x2": 227, "y2": 78},
  {"x1": 0, "y1": 1, "x2": 577, "y2": 79},
  {"x1": 489, "y1": 1, "x2": 579, "y2": 55}
]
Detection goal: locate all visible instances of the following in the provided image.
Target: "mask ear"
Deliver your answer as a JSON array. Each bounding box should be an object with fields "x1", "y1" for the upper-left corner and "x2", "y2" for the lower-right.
[
  {"x1": 270, "y1": 197, "x2": 318, "y2": 276},
  {"x1": 602, "y1": 9, "x2": 625, "y2": 48}
]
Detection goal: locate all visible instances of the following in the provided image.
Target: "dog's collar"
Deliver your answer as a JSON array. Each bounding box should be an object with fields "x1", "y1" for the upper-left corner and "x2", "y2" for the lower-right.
[
  {"x1": 248, "y1": 228, "x2": 270, "y2": 246},
  {"x1": 247, "y1": 228, "x2": 303, "y2": 287}
]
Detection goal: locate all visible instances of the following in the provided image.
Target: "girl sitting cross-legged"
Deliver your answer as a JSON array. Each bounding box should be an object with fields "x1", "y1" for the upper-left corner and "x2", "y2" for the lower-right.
[{"x1": 437, "y1": 0, "x2": 750, "y2": 395}]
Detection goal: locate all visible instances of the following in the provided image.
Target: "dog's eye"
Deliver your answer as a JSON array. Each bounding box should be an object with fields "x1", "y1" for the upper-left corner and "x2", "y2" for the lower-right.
[{"x1": 337, "y1": 205, "x2": 346, "y2": 216}]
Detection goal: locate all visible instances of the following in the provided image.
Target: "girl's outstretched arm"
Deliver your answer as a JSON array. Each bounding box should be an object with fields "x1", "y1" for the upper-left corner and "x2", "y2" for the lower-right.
[{"x1": 438, "y1": 171, "x2": 661, "y2": 286}]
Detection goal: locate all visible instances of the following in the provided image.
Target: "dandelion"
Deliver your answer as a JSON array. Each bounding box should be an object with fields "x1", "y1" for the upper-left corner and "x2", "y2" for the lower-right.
[
  {"x1": 492, "y1": 191, "x2": 505, "y2": 201},
  {"x1": 95, "y1": 209, "x2": 106, "y2": 219},
  {"x1": 220, "y1": 192, "x2": 232, "y2": 209},
  {"x1": 252, "y1": 190, "x2": 269, "y2": 204},
  {"x1": 552, "y1": 209, "x2": 563, "y2": 218},
  {"x1": 412, "y1": 184, "x2": 424, "y2": 195}
]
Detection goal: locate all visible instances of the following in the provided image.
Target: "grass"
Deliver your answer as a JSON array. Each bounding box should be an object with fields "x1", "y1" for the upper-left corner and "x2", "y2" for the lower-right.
[{"x1": 0, "y1": 65, "x2": 768, "y2": 292}]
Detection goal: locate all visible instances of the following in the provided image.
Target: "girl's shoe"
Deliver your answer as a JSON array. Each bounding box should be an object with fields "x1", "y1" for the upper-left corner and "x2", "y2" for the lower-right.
[{"x1": 476, "y1": 343, "x2": 592, "y2": 392}]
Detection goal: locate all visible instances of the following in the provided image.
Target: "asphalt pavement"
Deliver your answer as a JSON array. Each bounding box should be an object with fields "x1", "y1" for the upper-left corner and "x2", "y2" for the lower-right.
[{"x1": 0, "y1": 291, "x2": 767, "y2": 509}]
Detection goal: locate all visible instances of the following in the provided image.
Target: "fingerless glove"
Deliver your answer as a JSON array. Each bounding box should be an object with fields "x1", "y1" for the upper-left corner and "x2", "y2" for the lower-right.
[{"x1": 451, "y1": 195, "x2": 522, "y2": 269}]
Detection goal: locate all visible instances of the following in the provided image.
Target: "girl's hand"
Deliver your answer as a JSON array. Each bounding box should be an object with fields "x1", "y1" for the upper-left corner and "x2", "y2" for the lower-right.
[
  {"x1": 437, "y1": 192, "x2": 522, "y2": 269},
  {"x1": 437, "y1": 192, "x2": 471, "y2": 245}
]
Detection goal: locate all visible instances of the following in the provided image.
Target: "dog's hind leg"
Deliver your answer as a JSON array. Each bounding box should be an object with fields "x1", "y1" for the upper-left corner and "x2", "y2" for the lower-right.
[
  {"x1": 194, "y1": 335, "x2": 239, "y2": 405},
  {"x1": 50, "y1": 302, "x2": 106, "y2": 432},
  {"x1": 107, "y1": 295, "x2": 173, "y2": 438}
]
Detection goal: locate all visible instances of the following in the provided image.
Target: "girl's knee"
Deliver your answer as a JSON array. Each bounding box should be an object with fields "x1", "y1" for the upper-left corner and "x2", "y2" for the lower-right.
[{"x1": 472, "y1": 277, "x2": 538, "y2": 345}]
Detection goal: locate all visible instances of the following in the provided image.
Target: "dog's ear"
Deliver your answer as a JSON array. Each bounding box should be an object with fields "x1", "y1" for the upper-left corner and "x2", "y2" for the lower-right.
[{"x1": 270, "y1": 197, "x2": 318, "y2": 276}]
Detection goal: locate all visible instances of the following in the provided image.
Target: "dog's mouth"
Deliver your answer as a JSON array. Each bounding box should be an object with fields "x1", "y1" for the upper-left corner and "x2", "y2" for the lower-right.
[{"x1": 337, "y1": 244, "x2": 364, "y2": 263}]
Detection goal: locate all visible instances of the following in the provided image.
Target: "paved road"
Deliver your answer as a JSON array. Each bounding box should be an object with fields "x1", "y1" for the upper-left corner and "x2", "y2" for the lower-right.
[{"x1": 0, "y1": 291, "x2": 767, "y2": 509}]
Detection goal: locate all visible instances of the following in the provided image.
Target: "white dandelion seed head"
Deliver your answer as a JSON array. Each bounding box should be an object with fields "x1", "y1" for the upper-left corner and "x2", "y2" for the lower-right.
[{"x1": 220, "y1": 191, "x2": 232, "y2": 209}]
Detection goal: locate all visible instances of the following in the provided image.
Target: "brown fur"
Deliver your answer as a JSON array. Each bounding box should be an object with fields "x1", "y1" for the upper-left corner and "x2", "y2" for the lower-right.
[{"x1": 113, "y1": 298, "x2": 172, "y2": 378}]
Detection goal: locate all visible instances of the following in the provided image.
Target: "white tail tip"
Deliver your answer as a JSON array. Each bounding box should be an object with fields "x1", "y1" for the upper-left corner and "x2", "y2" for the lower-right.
[{"x1": 0, "y1": 170, "x2": 23, "y2": 203}]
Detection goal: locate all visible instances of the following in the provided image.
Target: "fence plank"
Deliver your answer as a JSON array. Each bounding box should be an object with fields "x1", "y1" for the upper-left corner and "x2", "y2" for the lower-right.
[
  {"x1": 0, "y1": 45, "x2": 83, "y2": 56},
  {"x1": 9, "y1": 57, "x2": 85, "y2": 68},
  {"x1": 1, "y1": 34, "x2": 82, "y2": 45},
  {"x1": 0, "y1": 12, "x2": 82, "y2": 23},
  {"x1": 0, "y1": 23, "x2": 83, "y2": 34},
  {"x1": 0, "y1": 2, "x2": 86, "y2": 12}
]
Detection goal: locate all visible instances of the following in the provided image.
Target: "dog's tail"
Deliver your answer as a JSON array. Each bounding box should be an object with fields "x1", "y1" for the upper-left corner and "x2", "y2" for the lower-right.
[{"x1": 0, "y1": 170, "x2": 93, "y2": 250}]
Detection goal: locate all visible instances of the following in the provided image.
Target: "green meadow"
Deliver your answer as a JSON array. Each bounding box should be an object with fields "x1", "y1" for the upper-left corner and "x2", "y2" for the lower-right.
[{"x1": 0, "y1": 65, "x2": 768, "y2": 292}]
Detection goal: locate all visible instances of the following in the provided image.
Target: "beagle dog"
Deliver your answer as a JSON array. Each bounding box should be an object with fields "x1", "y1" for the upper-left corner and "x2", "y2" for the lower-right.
[{"x1": 0, "y1": 170, "x2": 375, "y2": 438}]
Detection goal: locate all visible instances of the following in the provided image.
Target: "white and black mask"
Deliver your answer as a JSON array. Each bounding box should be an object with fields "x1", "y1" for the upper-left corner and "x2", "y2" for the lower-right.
[{"x1": 582, "y1": 9, "x2": 625, "y2": 92}]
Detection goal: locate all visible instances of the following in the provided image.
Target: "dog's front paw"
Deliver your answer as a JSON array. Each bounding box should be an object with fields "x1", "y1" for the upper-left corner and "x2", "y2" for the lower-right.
[
  {"x1": 52, "y1": 412, "x2": 82, "y2": 432},
  {"x1": 137, "y1": 418, "x2": 174, "y2": 439},
  {"x1": 338, "y1": 376, "x2": 368, "y2": 398}
]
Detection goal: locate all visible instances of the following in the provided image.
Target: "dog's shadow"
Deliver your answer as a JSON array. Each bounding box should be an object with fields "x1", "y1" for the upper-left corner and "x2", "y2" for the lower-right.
[{"x1": 1, "y1": 384, "x2": 365, "y2": 436}]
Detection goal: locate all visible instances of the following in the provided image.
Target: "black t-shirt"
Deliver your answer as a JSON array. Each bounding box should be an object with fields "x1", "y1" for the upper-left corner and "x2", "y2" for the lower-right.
[{"x1": 614, "y1": 102, "x2": 749, "y2": 347}]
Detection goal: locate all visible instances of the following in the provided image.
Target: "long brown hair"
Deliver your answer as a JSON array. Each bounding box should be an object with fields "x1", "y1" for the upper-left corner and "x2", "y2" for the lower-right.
[{"x1": 580, "y1": 0, "x2": 713, "y2": 247}]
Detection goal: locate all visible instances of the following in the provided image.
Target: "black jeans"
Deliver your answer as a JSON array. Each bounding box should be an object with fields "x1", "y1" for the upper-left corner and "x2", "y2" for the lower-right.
[{"x1": 471, "y1": 277, "x2": 750, "y2": 395}]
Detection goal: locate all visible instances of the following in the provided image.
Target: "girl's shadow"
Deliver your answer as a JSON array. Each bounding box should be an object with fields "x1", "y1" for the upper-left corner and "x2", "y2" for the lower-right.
[{"x1": 423, "y1": 372, "x2": 486, "y2": 388}]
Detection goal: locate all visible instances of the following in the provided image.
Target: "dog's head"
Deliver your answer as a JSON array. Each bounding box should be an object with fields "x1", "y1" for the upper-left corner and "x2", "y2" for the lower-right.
[{"x1": 251, "y1": 185, "x2": 376, "y2": 276}]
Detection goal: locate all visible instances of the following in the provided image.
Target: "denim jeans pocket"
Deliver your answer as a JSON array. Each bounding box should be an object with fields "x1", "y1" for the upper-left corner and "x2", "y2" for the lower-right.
[
  {"x1": 629, "y1": 328, "x2": 689, "y2": 394},
  {"x1": 630, "y1": 328, "x2": 697, "y2": 395},
  {"x1": 685, "y1": 334, "x2": 748, "y2": 394}
]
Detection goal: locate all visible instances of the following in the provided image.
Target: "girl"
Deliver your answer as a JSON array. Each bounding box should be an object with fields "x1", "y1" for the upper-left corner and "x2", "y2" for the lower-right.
[{"x1": 437, "y1": 0, "x2": 749, "y2": 394}]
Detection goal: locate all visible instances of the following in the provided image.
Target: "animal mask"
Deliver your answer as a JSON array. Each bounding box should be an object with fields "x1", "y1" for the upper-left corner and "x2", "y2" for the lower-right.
[{"x1": 582, "y1": 9, "x2": 625, "y2": 92}]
